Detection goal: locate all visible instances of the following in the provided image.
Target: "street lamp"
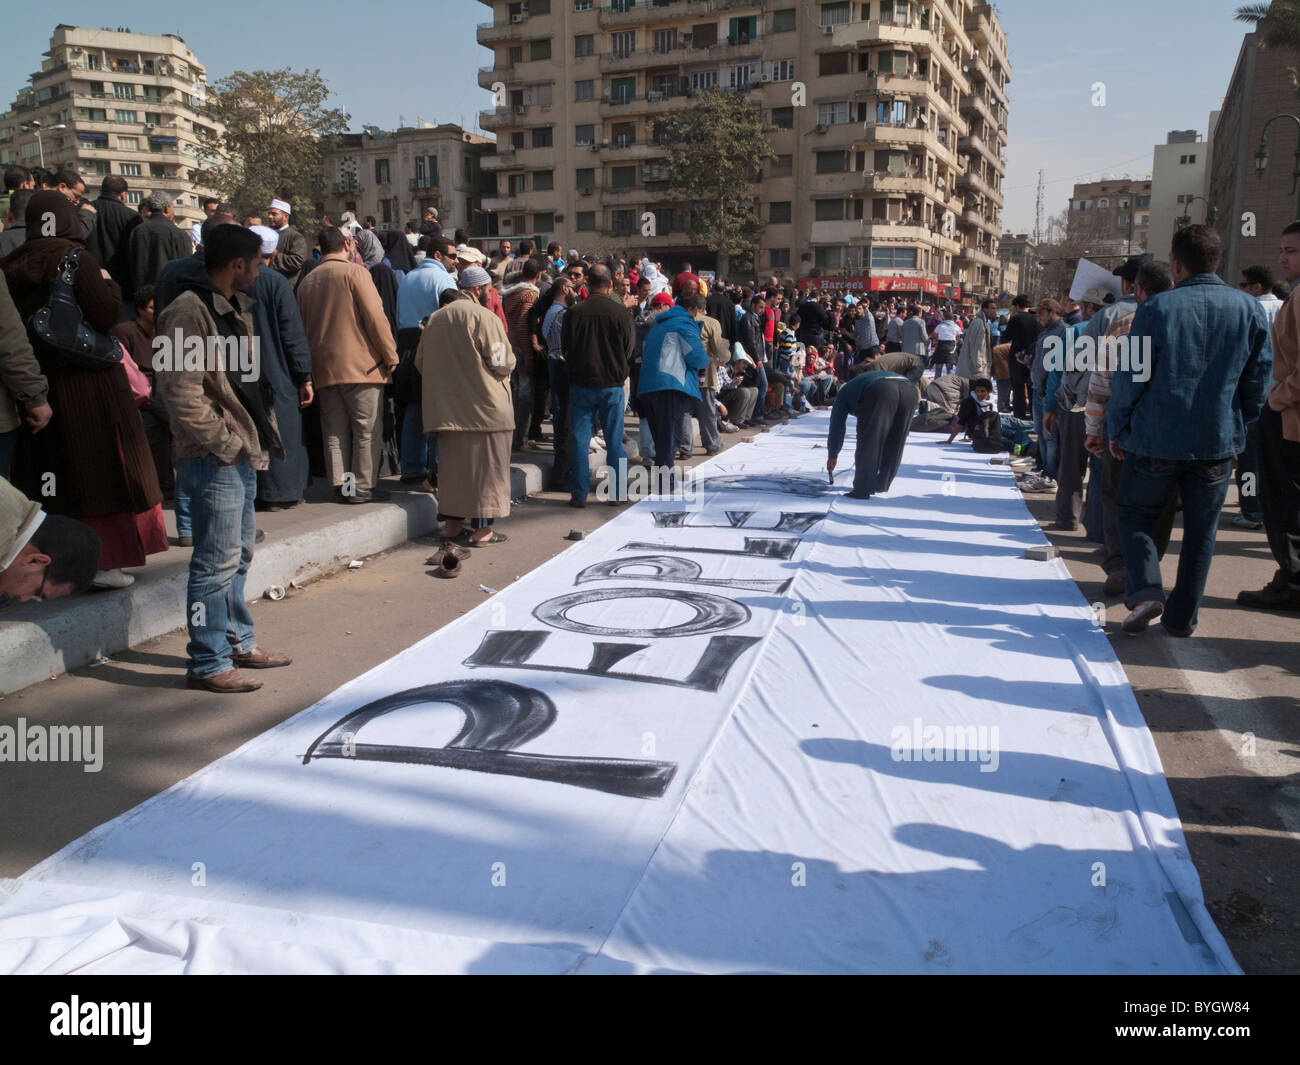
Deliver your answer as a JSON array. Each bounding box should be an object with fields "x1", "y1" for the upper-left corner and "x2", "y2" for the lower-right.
[
  {"x1": 1255, "y1": 113, "x2": 1300, "y2": 221},
  {"x1": 18, "y1": 118, "x2": 67, "y2": 168},
  {"x1": 1175, "y1": 196, "x2": 1218, "y2": 229}
]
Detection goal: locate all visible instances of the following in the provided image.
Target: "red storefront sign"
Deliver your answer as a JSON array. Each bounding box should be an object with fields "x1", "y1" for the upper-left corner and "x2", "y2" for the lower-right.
[{"x1": 796, "y1": 276, "x2": 961, "y2": 299}]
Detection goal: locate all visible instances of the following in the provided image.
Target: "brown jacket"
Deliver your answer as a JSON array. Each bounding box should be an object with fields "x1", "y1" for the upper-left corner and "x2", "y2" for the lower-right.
[
  {"x1": 0, "y1": 276, "x2": 47, "y2": 434},
  {"x1": 501, "y1": 280, "x2": 539, "y2": 370},
  {"x1": 694, "y1": 311, "x2": 731, "y2": 391},
  {"x1": 1270, "y1": 287, "x2": 1300, "y2": 442},
  {"x1": 295, "y1": 257, "x2": 398, "y2": 388},
  {"x1": 155, "y1": 288, "x2": 284, "y2": 470},
  {"x1": 416, "y1": 297, "x2": 515, "y2": 433}
]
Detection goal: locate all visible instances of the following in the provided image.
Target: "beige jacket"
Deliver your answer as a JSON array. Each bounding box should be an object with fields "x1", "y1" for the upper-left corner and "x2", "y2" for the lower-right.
[
  {"x1": 0, "y1": 277, "x2": 48, "y2": 434},
  {"x1": 694, "y1": 312, "x2": 731, "y2": 391},
  {"x1": 416, "y1": 297, "x2": 516, "y2": 432},
  {"x1": 154, "y1": 288, "x2": 284, "y2": 469},
  {"x1": 296, "y1": 258, "x2": 399, "y2": 388},
  {"x1": 1271, "y1": 287, "x2": 1300, "y2": 442}
]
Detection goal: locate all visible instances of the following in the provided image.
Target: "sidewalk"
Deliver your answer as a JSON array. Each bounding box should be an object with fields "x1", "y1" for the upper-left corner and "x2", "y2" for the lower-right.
[{"x1": 0, "y1": 415, "x2": 689, "y2": 695}]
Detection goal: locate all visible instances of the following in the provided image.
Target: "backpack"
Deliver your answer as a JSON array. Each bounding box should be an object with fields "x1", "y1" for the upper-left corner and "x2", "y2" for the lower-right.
[{"x1": 970, "y1": 408, "x2": 1005, "y2": 453}]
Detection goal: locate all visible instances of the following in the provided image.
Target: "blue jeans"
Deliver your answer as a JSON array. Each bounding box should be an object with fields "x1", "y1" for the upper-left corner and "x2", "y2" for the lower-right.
[
  {"x1": 174, "y1": 484, "x2": 192, "y2": 538},
  {"x1": 401, "y1": 401, "x2": 437, "y2": 479},
  {"x1": 1117, "y1": 453, "x2": 1232, "y2": 633},
  {"x1": 569, "y1": 384, "x2": 626, "y2": 500},
  {"x1": 1032, "y1": 393, "x2": 1059, "y2": 479},
  {"x1": 1000, "y1": 417, "x2": 1034, "y2": 452},
  {"x1": 753, "y1": 364, "x2": 769, "y2": 419},
  {"x1": 177, "y1": 456, "x2": 258, "y2": 678}
]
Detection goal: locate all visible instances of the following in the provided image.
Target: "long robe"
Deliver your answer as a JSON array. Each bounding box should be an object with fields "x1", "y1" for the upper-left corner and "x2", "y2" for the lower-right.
[{"x1": 250, "y1": 264, "x2": 313, "y2": 503}]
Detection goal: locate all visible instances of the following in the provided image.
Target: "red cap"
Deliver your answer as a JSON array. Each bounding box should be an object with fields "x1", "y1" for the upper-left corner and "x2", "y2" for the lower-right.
[{"x1": 651, "y1": 292, "x2": 675, "y2": 307}]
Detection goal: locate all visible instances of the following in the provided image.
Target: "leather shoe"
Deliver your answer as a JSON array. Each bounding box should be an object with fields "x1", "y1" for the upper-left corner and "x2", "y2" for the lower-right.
[
  {"x1": 187, "y1": 669, "x2": 263, "y2": 693},
  {"x1": 1102, "y1": 571, "x2": 1126, "y2": 597},
  {"x1": 230, "y1": 647, "x2": 293, "y2": 669},
  {"x1": 1236, "y1": 581, "x2": 1300, "y2": 611}
]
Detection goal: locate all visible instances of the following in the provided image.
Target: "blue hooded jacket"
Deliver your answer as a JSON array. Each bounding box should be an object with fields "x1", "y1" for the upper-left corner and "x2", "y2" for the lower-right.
[{"x1": 637, "y1": 305, "x2": 709, "y2": 399}]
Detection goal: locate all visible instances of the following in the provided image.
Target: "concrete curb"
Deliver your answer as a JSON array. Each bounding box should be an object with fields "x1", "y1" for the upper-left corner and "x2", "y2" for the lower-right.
[{"x1": 0, "y1": 493, "x2": 440, "y2": 696}]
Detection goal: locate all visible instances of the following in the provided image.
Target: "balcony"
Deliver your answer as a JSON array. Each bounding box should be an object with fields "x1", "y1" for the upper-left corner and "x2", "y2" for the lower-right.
[
  {"x1": 602, "y1": 184, "x2": 647, "y2": 205},
  {"x1": 483, "y1": 193, "x2": 529, "y2": 212},
  {"x1": 810, "y1": 219, "x2": 866, "y2": 244},
  {"x1": 959, "y1": 92, "x2": 996, "y2": 128},
  {"x1": 859, "y1": 122, "x2": 928, "y2": 148},
  {"x1": 861, "y1": 73, "x2": 930, "y2": 98},
  {"x1": 810, "y1": 119, "x2": 864, "y2": 148},
  {"x1": 409, "y1": 177, "x2": 440, "y2": 193},
  {"x1": 599, "y1": 50, "x2": 647, "y2": 72},
  {"x1": 483, "y1": 149, "x2": 522, "y2": 171},
  {"x1": 958, "y1": 132, "x2": 1004, "y2": 175},
  {"x1": 597, "y1": 141, "x2": 662, "y2": 161},
  {"x1": 334, "y1": 180, "x2": 361, "y2": 195},
  {"x1": 596, "y1": 0, "x2": 694, "y2": 28},
  {"x1": 956, "y1": 168, "x2": 1001, "y2": 203},
  {"x1": 477, "y1": 19, "x2": 528, "y2": 45},
  {"x1": 820, "y1": 18, "x2": 919, "y2": 50},
  {"x1": 964, "y1": 11, "x2": 1011, "y2": 76},
  {"x1": 479, "y1": 107, "x2": 511, "y2": 130},
  {"x1": 957, "y1": 244, "x2": 1000, "y2": 270},
  {"x1": 862, "y1": 173, "x2": 927, "y2": 195}
]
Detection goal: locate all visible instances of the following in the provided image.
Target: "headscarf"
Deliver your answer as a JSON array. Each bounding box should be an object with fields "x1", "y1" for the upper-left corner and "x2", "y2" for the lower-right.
[
  {"x1": 639, "y1": 259, "x2": 668, "y2": 297},
  {"x1": 381, "y1": 229, "x2": 415, "y2": 274},
  {"x1": 1, "y1": 190, "x2": 89, "y2": 287}
]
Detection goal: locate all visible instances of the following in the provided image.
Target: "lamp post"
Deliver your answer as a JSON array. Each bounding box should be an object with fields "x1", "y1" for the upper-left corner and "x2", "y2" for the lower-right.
[
  {"x1": 18, "y1": 118, "x2": 66, "y2": 168},
  {"x1": 1175, "y1": 196, "x2": 1218, "y2": 230},
  {"x1": 1255, "y1": 113, "x2": 1300, "y2": 221}
]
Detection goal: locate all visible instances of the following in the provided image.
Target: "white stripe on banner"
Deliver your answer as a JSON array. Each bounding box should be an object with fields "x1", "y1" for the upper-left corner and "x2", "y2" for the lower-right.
[{"x1": 0, "y1": 414, "x2": 1238, "y2": 974}]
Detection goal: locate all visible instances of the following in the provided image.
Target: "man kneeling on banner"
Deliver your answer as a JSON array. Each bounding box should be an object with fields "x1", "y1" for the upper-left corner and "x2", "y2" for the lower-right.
[{"x1": 825, "y1": 369, "x2": 918, "y2": 500}]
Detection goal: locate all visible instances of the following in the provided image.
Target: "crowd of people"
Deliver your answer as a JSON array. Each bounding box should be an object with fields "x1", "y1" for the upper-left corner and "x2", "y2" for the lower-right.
[{"x1": 1, "y1": 159, "x2": 1297, "y2": 688}]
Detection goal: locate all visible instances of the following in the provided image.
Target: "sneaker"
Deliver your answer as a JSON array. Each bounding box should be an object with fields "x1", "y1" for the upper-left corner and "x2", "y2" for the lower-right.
[
  {"x1": 1231, "y1": 514, "x2": 1264, "y2": 530},
  {"x1": 1019, "y1": 475, "x2": 1051, "y2": 492},
  {"x1": 1122, "y1": 601, "x2": 1164, "y2": 634},
  {"x1": 719, "y1": 421, "x2": 740, "y2": 433},
  {"x1": 92, "y1": 568, "x2": 134, "y2": 590}
]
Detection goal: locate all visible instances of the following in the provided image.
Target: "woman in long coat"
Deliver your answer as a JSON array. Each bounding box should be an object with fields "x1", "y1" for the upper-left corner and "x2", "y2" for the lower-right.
[{"x1": 1, "y1": 191, "x2": 164, "y2": 587}]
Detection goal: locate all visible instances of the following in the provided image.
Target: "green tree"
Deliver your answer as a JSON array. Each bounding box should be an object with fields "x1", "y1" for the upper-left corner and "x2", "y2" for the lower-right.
[
  {"x1": 196, "y1": 68, "x2": 347, "y2": 234},
  {"x1": 1237, "y1": 2, "x2": 1300, "y2": 93},
  {"x1": 661, "y1": 89, "x2": 776, "y2": 277}
]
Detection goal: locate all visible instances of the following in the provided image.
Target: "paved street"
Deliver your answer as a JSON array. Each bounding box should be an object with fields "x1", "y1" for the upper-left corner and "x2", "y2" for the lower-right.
[{"x1": 2, "y1": 426, "x2": 1295, "y2": 972}]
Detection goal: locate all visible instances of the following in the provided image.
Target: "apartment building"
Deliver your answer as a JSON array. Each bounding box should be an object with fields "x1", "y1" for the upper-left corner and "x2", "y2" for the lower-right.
[
  {"x1": 317, "y1": 124, "x2": 497, "y2": 234},
  {"x1": 1147, "y1": 129, "x2": 1208, "y2": 265},
  {"x1": 997, "y1": 231, "x2": 1040, "y2": 297},
  {"x1": 1066, "y1": 176, "x2": 1152, "y2": 260},
  {"x1": 0, "y1": 25, "x2": 223, "y2": 229},
  {"x1": 475, "y1": 0, "x2": 1010, "y2": 298}
]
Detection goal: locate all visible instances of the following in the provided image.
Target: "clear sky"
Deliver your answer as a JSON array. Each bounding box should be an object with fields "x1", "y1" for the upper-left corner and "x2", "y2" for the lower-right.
[{"x1": 1, "y1": 1, "x2": 1254, "y2": 235}]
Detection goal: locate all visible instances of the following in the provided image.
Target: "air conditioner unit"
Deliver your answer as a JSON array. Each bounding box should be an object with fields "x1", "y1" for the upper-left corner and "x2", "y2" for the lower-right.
[
  {"x1": 821, "y1": 25, "x2": 834, "y2": 35},
  {"x1": 601, "y1": 139, "x2": 610, "y2": 146},
  {"x1": 761, "y1": 72, "x2": 772, "y2": 83},
  {"x1": 601, "y1": 88, "x2": 611, "y2": 99},
  {"x1": 814, "y1": 123, "x2": 829, "y2": 134},
  {"x1": 555, "y1": 214, "x2": 564, "y2": 222},
  {"x1": 580, "y1": 187, "x2": 593, "y2": 196},
  {"x1": 511, "y1": 13, "x2": 525, "y2": 23},
  {"x1": 590, "y1": 143, "x2": 600, "y2": 152}
]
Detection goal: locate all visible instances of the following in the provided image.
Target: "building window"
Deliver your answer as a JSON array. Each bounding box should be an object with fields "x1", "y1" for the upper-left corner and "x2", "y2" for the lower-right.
[
  {"x1": 576, "y1": 123, "x2": 595, "y2": 145},
  {"x1": 534, "y1": 169, "x2": 555, "y2": 190},
  {"x1": 576, "y1": 79, "x2": 595, "y2": 102},
  {"x1": 533, "y1": 212, "x2": 554, "y2": 232},
  {"x1": 815, "y1": 199, "x2": 845, "y2": 220},
  {"x1": 611, "y1": 165, "x2": 637, "y2": 189},
  {"x1": 612, "y1": 208, "x2": 636, "y2": 235},
  {"x1": 120, "y1": 163, "x2": 141, "y2": 176},
  {"x1": 769, "y1": 247, "x2": 791, "y2": 268},
  {"x1": 770, "y1": 201, "x2": 792, "y2": 223},
  {"x1": 115, "y1": 109, "x2": 137, "y2": 123},
  {"x1": 691, "y1": 70, "x2": 718, "y2": 91},
  {"x1": 577, "y1": 211, "x2": 596, "y2": 231},
  {"x1": 576, "y1": 166, "x2": 595, "y2": 188},
  {"x1": 820, "y1": 1, "x2": 851, "y2": 27},
  {"x1": 610, "y1": 76, "x2": 636, "y2": 103},
  {"x1": 655, "y1": 208, "x2": 675, "y2": 233},
  {"x1": 381, "y1": 199, "x2": 392, "y2": 225},
  {"x1": 769, "y1": 59, "x2": 796, "y2": 82},
  {"x1": 375, "y1": 158, "x2": 390, "y2": 185},
  {"x1": 819, "y1": 52, "x2": 850, "y2": 76},
  {"x1": 815, "y1": 151, "x2": 845, "y2": 174},
  {"x1": 112, "y1": 83, "x2": 135, "y2": 99},
  {"x1": 771, "y1": 154, "x2": 793, "y2": 178},
  {"x1": 728, "y1": 16, "x2": 757, "y2": 43},
  {"x1": 729, "y1": 64, "x2": 757, "y2": 90},
  {"x1": 126, "y1": 190, "x2": 142, "y2": 205},
  {"x1": 150, "y1": 164, "x2": 166, "y2": 178},
  {"x1": 612, "y1": 31, "x2": 635, "y2": 59},
  {"x1": 813, "y1": 246, "x2": 843, "y2": 269},
  {"x1": 1117, "y1": 215, "x2": 1129, "y2": 228},
  {"x1": 653, "y1": 28, "x2": 677, "y2": 54},
  {"x1": 771, "y1": 106, "x2": 794, "y2": 129},
  {"x1": 575, "y1": 34, "x2": 594, "y2": 57},
  {"x1": 1097, "y1": 198, "x2": 1109, "y2": 209},
  {"x1": 508, "y1": 173, "x2": 527, "y2": 196},
  {"x1": 118, "y1": 136, "x2": 139, "y2": 150},
  {"x1": 870, "y1": 246, "x2": 917, "y2": 268},
  {"x1": 575, "y1": 0, "x2": 593, "y2": 8},
  {"x1": 818, "y1": 102, "x2": 849, "y2": 125},
  {"x1": 530, "y1": 39, "x2": 553, "y2": 61},
  {"x1": 773, "y1": 8, "x2": 797, "y2": 32},
  {"x1": 532, "y1": 127, "x2": 553, "y2": 147}
]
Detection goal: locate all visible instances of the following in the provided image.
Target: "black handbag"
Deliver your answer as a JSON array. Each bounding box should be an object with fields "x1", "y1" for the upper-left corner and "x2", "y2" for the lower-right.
[{"x1": 28, "y1": 248, "x2": 123, "y2": 370}]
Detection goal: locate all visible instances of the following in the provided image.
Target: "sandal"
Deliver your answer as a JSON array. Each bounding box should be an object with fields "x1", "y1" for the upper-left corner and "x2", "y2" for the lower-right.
[{"x1": 458, "y1": 530, "x2": 509, "y2": 548}]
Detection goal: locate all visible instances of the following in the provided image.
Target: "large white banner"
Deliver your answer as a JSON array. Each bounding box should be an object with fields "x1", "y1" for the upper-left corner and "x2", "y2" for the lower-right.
[{"x1": 0, "y1": 416, "x2": 1237, "y2": 974}]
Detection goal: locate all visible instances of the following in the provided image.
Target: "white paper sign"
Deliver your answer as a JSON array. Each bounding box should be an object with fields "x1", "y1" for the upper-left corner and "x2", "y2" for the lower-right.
[{"x1": 1069, "y1": 258, "x2": 1124, "y2": 302}]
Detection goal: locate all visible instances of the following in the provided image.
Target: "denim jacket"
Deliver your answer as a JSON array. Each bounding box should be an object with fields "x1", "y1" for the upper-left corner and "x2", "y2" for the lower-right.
[{"x1": 1107, "y1": 274, "x2": 1273, "y2": 460}]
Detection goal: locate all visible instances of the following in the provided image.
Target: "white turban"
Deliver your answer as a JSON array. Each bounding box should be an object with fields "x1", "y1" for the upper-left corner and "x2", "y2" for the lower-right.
[
  {"x1": 269, "y1": 198, "x2": 291, "y2": 215},
  {"x1": 249, "y1": 225, "x2": 279, "y2": 255}
]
